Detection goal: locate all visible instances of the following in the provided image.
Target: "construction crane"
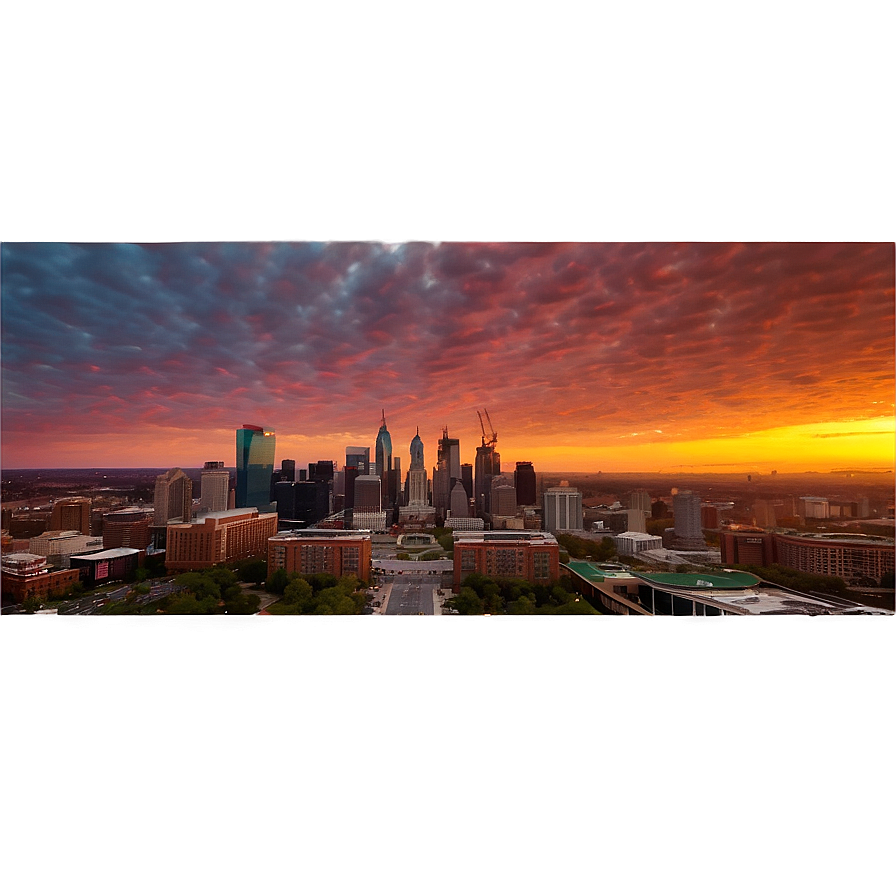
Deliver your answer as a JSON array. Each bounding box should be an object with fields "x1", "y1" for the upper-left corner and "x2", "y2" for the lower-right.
[{"x1": 477, "y1": 408, "x2": 497, "y2": 448}]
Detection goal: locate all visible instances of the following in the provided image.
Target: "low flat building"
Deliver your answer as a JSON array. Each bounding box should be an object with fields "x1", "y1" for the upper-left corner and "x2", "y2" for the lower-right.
[
  {"x1": 613, "y1": 531, "x2": 663, "y2": 556},
  {"x1": 268, "y1": 530, "x2": 372, "y2": 579},
  {"x1": 1, "y1": 553, "x2": 81, "y2": 601},
  {"x1": 564, "y1": 562, "x2": 890, "y2": 616},
  {"x1": 70, "y1": 547, "x2": 141, "y2": 588},
  {"x1": 453, "y1": 530, "x2": 560, "y2": 592},
  {"x1": 166, "y1": 508, "x2": 278, "y2": 572},
  {"x1": 29, "y1": 530, "x2": 105, "y2": 567}
]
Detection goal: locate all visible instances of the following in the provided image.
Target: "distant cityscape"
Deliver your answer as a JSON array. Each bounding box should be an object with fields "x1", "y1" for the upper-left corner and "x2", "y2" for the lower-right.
[{"x1": 2, "y1": 408, "x2": 893, "y2": 616}]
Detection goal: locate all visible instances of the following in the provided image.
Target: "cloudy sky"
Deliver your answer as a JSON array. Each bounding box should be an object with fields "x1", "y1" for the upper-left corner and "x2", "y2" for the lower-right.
[{"x1": 1, "y1": 241, "x2": 893, "y2": 472}]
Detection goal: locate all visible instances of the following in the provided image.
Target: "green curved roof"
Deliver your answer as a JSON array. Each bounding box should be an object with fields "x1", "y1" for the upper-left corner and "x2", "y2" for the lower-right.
[{"x1": 635, "y1": 571, "x2": 760, "y2": 590}]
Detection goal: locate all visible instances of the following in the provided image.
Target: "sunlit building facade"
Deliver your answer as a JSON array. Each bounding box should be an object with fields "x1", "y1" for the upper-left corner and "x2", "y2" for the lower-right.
[{"x1": 236, "y1": 425, "x2": 276, "y2": 512}]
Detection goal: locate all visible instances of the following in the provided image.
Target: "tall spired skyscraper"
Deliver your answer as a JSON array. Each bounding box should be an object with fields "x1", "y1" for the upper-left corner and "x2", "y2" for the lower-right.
[
  {"x1": 236, "y1": 424, "x2": 276, "y2": 512},
  {"x1": 375, "y1": 410, "x2": 393, "y2": 504},
  {"x1": 407, "y1": 428, "x2": 428, "y2": 506}
]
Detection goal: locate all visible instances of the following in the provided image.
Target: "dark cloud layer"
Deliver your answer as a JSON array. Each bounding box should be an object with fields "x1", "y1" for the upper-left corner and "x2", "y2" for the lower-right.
[{"x1": 1, "y1": 242, "x2": 893, "y2": 466}]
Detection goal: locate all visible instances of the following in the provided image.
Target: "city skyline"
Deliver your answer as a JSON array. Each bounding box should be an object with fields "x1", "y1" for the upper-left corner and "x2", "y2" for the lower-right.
[{"x1": 1, "y1": 242, "x2": 893, "y2": 473}]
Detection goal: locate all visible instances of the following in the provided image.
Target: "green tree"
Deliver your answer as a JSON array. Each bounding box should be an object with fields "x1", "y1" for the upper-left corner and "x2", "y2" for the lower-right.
[
  {"x1": 282, "y1": 577, "x2": 315, "y2": 611},
  {"x1": 447, "y1": 587, "x2": 484, "y2": 615},
  {"x1": 506, "y1": 595, "x2": 537, "y2": 614},
  {"x1": 553, "y1": 597, "x2": 599, "y2": 614},
  {"x1": 22, "y1": 595, "x2": 42, "y2": 614},
  {"x1": 237, "y1": 558, "x2": 268, "y2": 585},
  {"x1": 266, "y1": 567, "x2": 290, "y2": 594},
  {"x1": 175, "y1": 571, "x2": 222, "y2": 602}
]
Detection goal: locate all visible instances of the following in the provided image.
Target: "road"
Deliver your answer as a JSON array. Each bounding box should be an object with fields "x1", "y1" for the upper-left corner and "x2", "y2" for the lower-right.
[{"x1": 385, "y1": 574, "x2": 436, "y2": 615}]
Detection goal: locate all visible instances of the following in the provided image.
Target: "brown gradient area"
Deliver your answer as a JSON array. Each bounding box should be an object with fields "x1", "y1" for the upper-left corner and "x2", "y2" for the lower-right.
[{"x1": 2, "y1": 617, "x2": 896, "y2": 896}]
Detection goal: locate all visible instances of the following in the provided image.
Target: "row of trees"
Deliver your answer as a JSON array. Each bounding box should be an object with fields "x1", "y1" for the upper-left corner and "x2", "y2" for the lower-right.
[
  {"x1": 732, "y1": 563, "x2": 851, "y2": 597},
  {"x1": 99, "y1": 565, "x2": 262, "y2": 615},
  {"x1": 554, "y1": 532, "x2": 616, "y2": 562},
  {"x1": 445, "y1": 572, "x2": 599, "y2": 615},
  {"x1": 265, "y1": 569, "x2": 369, "y2": 614}
]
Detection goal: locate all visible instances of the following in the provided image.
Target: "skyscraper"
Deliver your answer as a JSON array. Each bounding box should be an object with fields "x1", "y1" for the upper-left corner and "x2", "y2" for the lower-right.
[
  {"x1": 50, "y1": 497, "x2": 92, "y2": 535},
  {"x1": 236, "y1": 425, "x2": 276, "y2": 511},
  {"x1": 346, "y1": 446, "x2": 370, "y2": 476},
  {"x1": 438, "y1": 427, "x2": 461, "y2": 481},
  {"x1": 153, "y1": 468, "x2": 193, "y2": 526},
  {"x1": 475, "y1": 444, "x2": 501, "y2": 516},
  {"x1": 407, "y1": 429, "x2": 429, "y2": 507},
  {"x1": 514, "y1": 462, "x2": 537, "y2": 506},
  {"x1": 449, "y1": 481, "x2": 470, "y2": 518},
  {"x1": 200, "y1": 461, "x2": 230, "y2": 514},
  {"x1": 542, "y1": 487, "x2": 583, "y2": 532},
  {"x1": 375, "y1": 411, "x2": 393, "y2": 504}
]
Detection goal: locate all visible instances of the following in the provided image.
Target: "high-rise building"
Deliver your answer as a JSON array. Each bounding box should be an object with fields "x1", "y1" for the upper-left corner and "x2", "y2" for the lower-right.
[
  {"x1": 102, "y1": 508, "x2": 153, "y2": 549},
  {"x1": 629, "y1": 489, "x2": 652, "y2": 515},
  {"x1": 461, "y1": 463, "x2": 473, "y2": 501},
  {"x1": 753, "y1": 499, "x2": 777, "y2": 529},
  {"x1": 344, "y1": 465, "x2": 359, "y2": 510},
  {"x1": 308, "y1": 461, "x2": 335, "y2": 483},
  {"x1": 153, "y1": 467, "x2": 193, "y2": 526},
  {"x1": 438, "y1": 428, "x2": 461, "y2": 482},
  {"x1": 346, "y1": 446, "x2": 370, "y2": 476},
  {"x1": 280, "y1": 459, "x2": 296, "y2": 482},
  {"x1": 475, "y1": 445, "x2": 501, "y2": 516},
  {"x1": 200, "y1": 462, "x2": 230, "y2": 514},
  {"x1": 491, "y1": 484, "x2": 518, "y2": 518},
  {"x1": 236, "y1": 425, "x2": 276, "y2": 511},
  {"x1": 407, "y1": 428, "x2": 429, "y2": 507},
  {"x1": 354, "y1": 475, "x2": 382, "y2": 513},
  {"x1": 375, "y1": 411, "x2": 393, "y2": 503},
  {"x1": 514, "y1": 462, "x2": 537, "y2": 506},
  {"x1": 449, "y1": 481, "x2": 470, "y2": 519},
  {"x1": 673, "y1": 491, "x2": 703, "y2": 539},
  {"x1": 49, "y1": 497, "x2": 91, "y2": 535},
  {"x1": 542, "y1": 487, "x2": 583, "y2": 532}
]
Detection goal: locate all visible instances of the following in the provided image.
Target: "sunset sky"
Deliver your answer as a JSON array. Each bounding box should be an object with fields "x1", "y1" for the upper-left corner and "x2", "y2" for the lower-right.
[{"x1": 2, "y1": 241, "x2": 893, "y2": 473}]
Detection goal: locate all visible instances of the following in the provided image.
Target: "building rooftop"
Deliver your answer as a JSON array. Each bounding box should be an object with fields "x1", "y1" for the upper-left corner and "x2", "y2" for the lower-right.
[
  {"x1": 270, "y1": 529, "x2": 372, "y2": 540},
  {"x1": 454, "y1": 530, "x2": 558, "y2": 544},
  {"x1": 565, "y1": 560, "x2": 639, "y2": 582},
  {"x1": 637, "y1": 571, "x2": 761, "y2": 590},
  {"x1": 70, "y1": 548, "x2": 140, "y2": 560}
]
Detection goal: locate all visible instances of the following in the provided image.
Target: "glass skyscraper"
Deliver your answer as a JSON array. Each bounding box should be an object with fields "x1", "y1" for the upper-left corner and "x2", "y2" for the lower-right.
[{"x1": 236, "y1": 424, "x2": 276, "y2": 512}]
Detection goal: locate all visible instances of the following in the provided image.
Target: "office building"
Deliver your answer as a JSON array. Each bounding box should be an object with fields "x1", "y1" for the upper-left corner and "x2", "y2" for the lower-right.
[
  {"x1": 613, "y1": 531, "x2": 663, "y2": 556},
  {"x1": 268, "y1": 530, "x2": 372, "y2": 579},
  {"x1": 491, "y1": 483, "x2": 517, "y2": 518},
  {"x1": 720, "y1": 529, "x2": 776, "y2": 567},
  {"x1": 200, "y1": 462, "x2": 230, "y2": 513},
  {"x1": 375, "y1": 411, "x2": 393, "y2": 502},
  {"x1": 799, "y1": 496, "x2": 830, "y2": 520},
  {"x1": 752, "y1": 499, "x2": 777, "y2": 529},
  {"x1": 449, "y1": 481, "x2": 470, "y2": 519},
  {"x1": 629, "y1": 489, "x2": 652, "y2": 515},
  {"x1": 153, "y1": 467, "x2": 193, "y2": 526},
  {"x1": 102, "y1": 508, "x2": 152, "y2": 550},
  {"x1": 28, "y1": 530, "x2": 104, "y2": 567},
  {"x1": 514, "y1": 462, "x2": 537, "y2": 506},
  {"x1": 773, "y1": 532, "x2": 894, "y2": 585},
  {"x1": 453, "y1": 531, "x2": 560, "y2": 592},
  {"x1": 49, "y1": 497, "x2": 91, "y2": 535},
  {"x1": 542, "y1": 487, "x2": 583, "y2": 532},
  {"x1": 166, "y1": 508, "x2": 278, "y2": 572},
  {"x1": 280, "y1": 459, "x2": 296, "y2": 482},
  {"x1": 354, "y1": 475, "x2": 382, "y2": 513},
  {"x1": 664, "y1": 490, "x2": 707, "y2": 551},
  {"x1": 346, "y1": 446, "x2": 370, "y2": 475},
  {"x1": 236, "y1": 424, "x2": 276, "y2": 512}
]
